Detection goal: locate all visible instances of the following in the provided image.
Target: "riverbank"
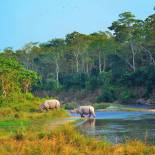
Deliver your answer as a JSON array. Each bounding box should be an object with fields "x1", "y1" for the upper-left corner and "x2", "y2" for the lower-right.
[
  {"x1": 1, "y1": 97, "x2": 155, "y2": 154},
  {"x1": 1, "y1": 122, "x2": 155, "y2": 155},
  {"x1": 94, "y1": 102, "x2": 155, "y2": 112}
]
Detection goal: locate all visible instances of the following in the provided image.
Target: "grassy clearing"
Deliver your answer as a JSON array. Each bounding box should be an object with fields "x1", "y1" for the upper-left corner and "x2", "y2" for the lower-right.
[
  {"x1": 0, "y1": 108, "x2": 68, "y2": 139},
  {"x1": 0, "y1": 94, "x2": 68, "y2": 121},
  {"x1": 0, "y1": 94, "x2": 68, "y2": 139}
]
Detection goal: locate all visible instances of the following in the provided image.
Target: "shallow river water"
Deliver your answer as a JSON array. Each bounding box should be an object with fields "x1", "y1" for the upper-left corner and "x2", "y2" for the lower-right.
[{"x1": 76, "y1": 111, "x2": 155, "y2": 144}]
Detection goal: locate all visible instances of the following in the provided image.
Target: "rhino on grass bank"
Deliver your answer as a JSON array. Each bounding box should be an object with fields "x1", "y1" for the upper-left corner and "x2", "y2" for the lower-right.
[
  {"x1": 71, "y1": 105, "x2": 96, "y2": 118},
  {"x1": 40, "y1": 99, "x2": 60, "y2": 111}
]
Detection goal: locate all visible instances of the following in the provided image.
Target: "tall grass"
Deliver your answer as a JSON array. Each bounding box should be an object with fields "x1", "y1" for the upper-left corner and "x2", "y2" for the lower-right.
[{"x1": 0, "y1": 124, "x2": 155, "y2": 155}]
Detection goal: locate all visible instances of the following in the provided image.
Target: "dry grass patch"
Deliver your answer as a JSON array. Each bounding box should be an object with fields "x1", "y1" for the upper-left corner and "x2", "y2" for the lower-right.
[{"x1": 0, "y1": 124, "x2": 155, "y2": 155}]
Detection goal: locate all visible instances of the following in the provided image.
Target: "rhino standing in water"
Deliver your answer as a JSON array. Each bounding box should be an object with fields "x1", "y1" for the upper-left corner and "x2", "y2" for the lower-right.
[
  {"x1": 40, "y1": 99, "x2": 60, "y2": 111},
  {"x1": 71, "y1": 105, "x2": 96, "y2": 118}
]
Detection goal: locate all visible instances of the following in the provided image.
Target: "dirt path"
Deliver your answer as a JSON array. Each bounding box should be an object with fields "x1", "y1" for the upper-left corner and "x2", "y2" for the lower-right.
[{"x1": 48, "y1": 116, "x2": 82, "y2": 130}]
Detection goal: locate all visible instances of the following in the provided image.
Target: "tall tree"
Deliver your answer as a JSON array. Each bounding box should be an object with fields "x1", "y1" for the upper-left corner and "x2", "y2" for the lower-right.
[
  {"x1": 66, "y1": 32, "x2": 87, "y2": 73},
  {"x1": 109, "y1": 12, "x2": 144, "y2": 72},
  {"x1": 47, "y1": 39, "x2": 65, "y2": 87}
]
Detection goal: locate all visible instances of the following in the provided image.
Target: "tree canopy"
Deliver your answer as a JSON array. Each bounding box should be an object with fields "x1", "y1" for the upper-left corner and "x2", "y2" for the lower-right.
[{"x1": 1, "y1": 11, "x2": 155, "y2": 103}]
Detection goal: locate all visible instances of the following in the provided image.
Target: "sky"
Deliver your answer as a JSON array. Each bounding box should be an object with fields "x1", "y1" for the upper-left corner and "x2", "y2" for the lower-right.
[{"x1": 0, "y1": 0, "x2": 155, "y2": 50}]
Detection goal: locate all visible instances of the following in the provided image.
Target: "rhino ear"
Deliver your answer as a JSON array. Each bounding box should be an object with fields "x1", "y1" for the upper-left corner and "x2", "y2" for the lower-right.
[
  {"x1": 70, "y1": 109, "x2": 75, "y2": 113},
  {"x1": 75, "y1": 108, "x2": 79, "y2": 113}
]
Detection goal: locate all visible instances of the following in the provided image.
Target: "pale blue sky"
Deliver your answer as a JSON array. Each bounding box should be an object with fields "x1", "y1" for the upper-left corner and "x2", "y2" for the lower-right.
[{"x1": 0, "y1": 0, "x2": 154, "y2": 50}]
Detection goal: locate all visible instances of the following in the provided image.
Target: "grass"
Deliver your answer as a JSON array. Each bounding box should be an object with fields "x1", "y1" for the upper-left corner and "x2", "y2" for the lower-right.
[
  {"x1": 94, "y1": 102, "x2": 146, "y2": 112},
  {"x1": 93, "y1": 103, "x2": 110, "y2": 109},
  {"x1": 0, "y1": 124, "x2": 155, "y2": 155},
  {"x1": 0, "y1": 94, "x2": 68, "y2": 139},
  {"x1": 0, "y1": 108, "x2": 68, "y2": 140}
]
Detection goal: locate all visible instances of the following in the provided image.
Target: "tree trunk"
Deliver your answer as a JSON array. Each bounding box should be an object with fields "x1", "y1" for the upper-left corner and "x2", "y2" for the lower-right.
[
  {"x1": 74, "y1": 51, "x2": 79, "y2": 73},
  {"x1": 130, "y1": 41, "x2": 136, "y2": 72},
  {"x1": 98, "y1": 50, "x2": 102, "y2": 73},
  {"x1": 141, "y1": 46, "x2": 155, "y2": 65},
  {"x1": 1, "y1": 78, "x2": 7, "y2": 97},
  {"x1": 103, "y1": 55, "x2": 106, "y2": 71},
  {"x1": 82, "y1": 57, "x2": 85, "y2": 73},
  {"x1": 86, "y1": 62, "x2": 89, "y2": 75},
  {"x1": 117, "y1": 54, "x2": 135, "y2": 71},
  {"x1": 55, "y1": 58, "x2": 59, "y2": 87}
]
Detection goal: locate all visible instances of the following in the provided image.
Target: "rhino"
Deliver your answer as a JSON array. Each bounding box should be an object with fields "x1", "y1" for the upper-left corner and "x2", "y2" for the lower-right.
[
  {"x1": 40, "y1": 99, "x2": 60, "y2": 111},
  {"x1": 71, "y1": 105, "x2": 96, "y2": 118}
]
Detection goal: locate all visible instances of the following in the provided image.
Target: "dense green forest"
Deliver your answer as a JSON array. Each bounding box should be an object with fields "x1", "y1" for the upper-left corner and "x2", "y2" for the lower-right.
[{"x1": 1, "y1": 11, "x2": 155, "y2": 104}]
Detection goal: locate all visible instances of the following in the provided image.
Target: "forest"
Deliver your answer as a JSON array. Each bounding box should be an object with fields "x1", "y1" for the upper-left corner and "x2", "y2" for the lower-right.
[{"x1": 1, "y1": 11, "x2": 155, "y2": 105}]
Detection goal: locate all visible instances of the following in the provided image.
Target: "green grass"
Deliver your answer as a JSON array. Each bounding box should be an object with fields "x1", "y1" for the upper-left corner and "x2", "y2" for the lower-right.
[
  {"x1": 0, "y1": 94, "x2": 68, "y2": 139},
  {"x1": 0, "y1": 120, "x2": 29, "y2": 128},
  {"x1": 94, "y1": 102, "x2": 146, "y2": 112},
  {"x1": 93, "y1": 102, "x2": 110, "y2": 109}
]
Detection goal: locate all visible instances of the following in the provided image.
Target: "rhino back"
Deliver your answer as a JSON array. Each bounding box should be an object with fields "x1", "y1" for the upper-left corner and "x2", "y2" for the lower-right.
[
  {"x1": 79, "y1": 106, "x2": 90, "y2": 114},
  {"x1": 46, "y1": 99, "x2": 60, "y2": 108}
]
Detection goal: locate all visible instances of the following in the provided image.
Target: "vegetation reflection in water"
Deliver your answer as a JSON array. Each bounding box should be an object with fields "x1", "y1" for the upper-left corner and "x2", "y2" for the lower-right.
[{"x1": 78, "y1": 111, "x2": 155, "y2": 144}]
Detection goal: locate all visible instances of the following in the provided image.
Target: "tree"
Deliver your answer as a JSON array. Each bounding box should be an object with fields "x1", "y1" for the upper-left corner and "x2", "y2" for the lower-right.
[
  {"x1": 109, "y1": 12, "x2": 144, "y2": 72},
  {"x1": 88, "y1": 32, "x2": 108, "y2": 73},
  {"x1": 19, "y1": 69, "x2": 39, "y2": 93},
  {"x1": 143, "y1": 13, "x2": 155, "y2": 65},
  {"x1": 47, "y1": 38, "x2": 65, "y2": 87},
  {"x1": 0, "y1": 55, "x2": 39, "y2": 98},
  {"x1": 66, "y1": 32, "x2": 88, "y2": 73}
]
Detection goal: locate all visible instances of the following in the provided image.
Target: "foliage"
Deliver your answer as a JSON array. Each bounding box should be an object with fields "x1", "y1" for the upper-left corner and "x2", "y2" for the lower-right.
[
  {"x1": 63, "y1": 102, "x2": 77, "y2": 110},
  {"x1": 1, "y1": 11, "x2": 155, "y2": 102},
  {"x1": 121, "y1": 65, "x2": 155, "y2": 97},
  {"x1": 97, "y1": 85, "x2": 117, "y2": 102},
  {"x1": 0, "y1": 55, "x2": 39, "y2": 100}
]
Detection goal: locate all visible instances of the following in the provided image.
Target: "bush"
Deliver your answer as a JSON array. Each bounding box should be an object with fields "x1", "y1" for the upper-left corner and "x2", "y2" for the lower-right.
[
  {"x1": 14, "y1": 131, "x2": 25, "y2": 140},
  {"x1": 38, "y1": 131, "x2": 47, "y2": 139},
  {"x1": 25, "y1": 93, "x2": 34, "y2": 100},
  {"x1": 60, "y1": 73, "x2": 88, "y2": 90},
  {"x1": 63, "y1": 102, "x2": 77, "y2": 110},
  {"x1": 121, "y1": 65, "x2": 155, "y2": 97},
  {"x1": 14, "y1": 126, "x2": 26, "y2": 141},
  {"x1": 93, "y1": 103, "x2": 110, "y2": 109},
  {"x1": 119, "y1": 89, "x2": 136, "y2": 101},
  {"x1": 97, "y1": 85, "x2": 117, "y2": 102}
]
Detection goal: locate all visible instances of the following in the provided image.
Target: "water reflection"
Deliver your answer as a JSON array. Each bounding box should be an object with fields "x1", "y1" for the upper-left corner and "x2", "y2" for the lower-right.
[
  {"x1": 79, "y1": 118, "x2": 96, "y2": 137},
  {"x1": 81, "y1": 119, "x2": 95, "y2": 128},
  {"x1": 78, "y1": 111, "x2": 155, "y2": 144}
]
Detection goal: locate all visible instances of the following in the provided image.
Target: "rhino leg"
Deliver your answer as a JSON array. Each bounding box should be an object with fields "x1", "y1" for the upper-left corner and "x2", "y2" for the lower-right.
[
  {"x1": 55, "y1": 105, "x2": 59, "y2": 109},
  {"x1": 88, "y1": 113, "x2": 91, "y2": 118},
  {"x1": 45, "y1": 107, "x2": 48, "y2": 112},
  {"x1": 92, "y1": 113, "x2": 96, "y2": 118},
  {"x1": 80, "y1": 113, "x2": 84, "y2": 118}
]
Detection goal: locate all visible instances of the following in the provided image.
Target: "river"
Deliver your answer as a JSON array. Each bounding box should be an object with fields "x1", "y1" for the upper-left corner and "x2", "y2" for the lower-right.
[{"x1": 75, "y1": 111, "x2": 155, "y2": 144}]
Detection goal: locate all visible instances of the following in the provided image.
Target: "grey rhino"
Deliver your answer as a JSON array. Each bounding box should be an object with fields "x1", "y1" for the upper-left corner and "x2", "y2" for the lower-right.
[
  {"x1": 40, "y1": 99, "x2": 60, "y2": 111},
  {"x1": 71, "y1": 105, "x2": 96, "y2": 118}
]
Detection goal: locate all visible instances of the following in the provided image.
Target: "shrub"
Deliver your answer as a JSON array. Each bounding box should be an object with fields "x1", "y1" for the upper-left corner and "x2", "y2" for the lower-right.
[
  {"x1": 14, "y1": 128, "x2": 25, "y2": 140},
  {"x1": 119, "y1": 89, "x2": 136, "y2": 101},
  {"x1": 25, "y1": 93, "x2": 34, "y2": 100},
  {"x1": 97, "y1": 85, "x2": 117, "y2": 102},
  {"x1": 63, "y1": 102, "x2": 77, "y2": 110},
  {"x1": 38, "y1": 131, "x2": 47, "y2": 139}
]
